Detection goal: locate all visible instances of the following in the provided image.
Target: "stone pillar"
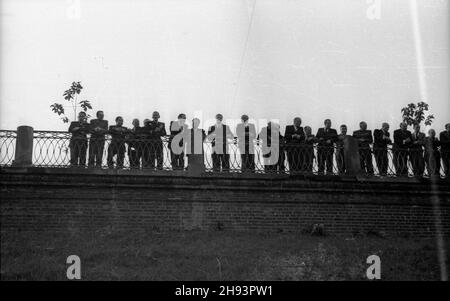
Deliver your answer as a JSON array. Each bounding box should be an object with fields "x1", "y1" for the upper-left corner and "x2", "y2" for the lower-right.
[
  {"x1": 12, "y1": 126, "x2": 34, "y2": 167},
  {"x1": 344, "y1": 136, "x2": 362, "y2": 176}
]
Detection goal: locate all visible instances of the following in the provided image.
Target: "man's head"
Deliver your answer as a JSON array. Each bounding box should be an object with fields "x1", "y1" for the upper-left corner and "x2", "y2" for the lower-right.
[
  {"x1": 428, "y1": 129, "x2": 436, "y2": 138},
  {"x1": 241, "y1": 114, "x2": 249, "y2": 123},
  {"x1": 143, "y1": 118, "x2": 150, "y2": 126},
  {"x1": 216, "y1": 114, "x2": 223, "y2": 124},
  {"x1": 78, "y1": 111, "x2": 87, "y2": 123},
  {"x1": 340, "y1": 124, "x2": 347, "y2": 135},
  {"x1": 178, "y1": 113, "x2": 186, "y2": 125},
  {"x1": 152, "y1": 111, "x2": 160, "y2": 121},
  {"x1": 382, "y1": 122, "x2": 390, "y2": 132},
  {"x1": 400, "y1": 122, "x2": 407, "y2": 131},
  {"x1": 413, "y1": 123, "x2": 420, "y2": 133},
  {"x1": 294, "y1": 117, "x2": 302, "y2": 127},
  {"x1": 192, "y1": 118, "x2": 200, "y2": 129},
  {"x1": 324, "y1": 119, "x2": 332, "y2": 129},
  {"x1": 132, "y1": 118, "x2": 140, "y2": 128},
  {"x1": 446, "y1": 123, "x2": 450, "y2": 132},
  {"x1": 96, "y1": 110, "x2": 104, "y2": 120},
  {"x1": 115, "y1": 116, "x2": 123, "y2": 126},
  {"x1": 359, "y1": 121, "x2": 367, "y2": 131},
  {"x1": 304, "y1": 126, "x2": 312, "y2": 135}
]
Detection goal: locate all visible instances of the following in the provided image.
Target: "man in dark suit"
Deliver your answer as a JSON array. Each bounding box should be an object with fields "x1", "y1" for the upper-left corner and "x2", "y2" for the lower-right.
[
  {"x1": 410, "y1": 123, "x2": 425, "y2": 176},
  {"x1": 353, "y1": 121, "x2": 374, "y2": 175},
  {"x1": 440, "y1": 123, "x2": 450, "y2": 178},
  {"x1": 373, "y1": 122, "x2": 391, "y2": 176},
  {"x1": 207, "y1": 114, "x2": 234, "y2": 172},
  {"x1": 146, "y1": 111, "x2": 167, "y2": 170},
  {"x1": 316, "y1": 119, "x2": 338, "y2": 175},
  {"x1": 127, "y1": 118, "x2": 146, "y2": 169},
  {"x1": 335, "y1": 124, "x2": 348, "y2": 175},
  {"x1": 88, "y1": 110, "x2": 108, "y2": 167},
  {"x1": 284, "y1": 117, "x2": 305, "y2": 173},
  {"x1": 424, "y1": 129, "x2": 441, "y2": 176},
  {"x1": 236, "y1": 115, "x2": 256, "y2": 172},
  {"x1": 169, "y1": 113, "x2": 188, "y2": 170},
  {"x1": 107, "y1": 116, "x2": 129, "y2": 169},
  {"x1": 68, "y1": 111, "x2": 89, "y2": 167},
  {"x1": 393, "y1": 122, "x2": 412, "y2": 176}
]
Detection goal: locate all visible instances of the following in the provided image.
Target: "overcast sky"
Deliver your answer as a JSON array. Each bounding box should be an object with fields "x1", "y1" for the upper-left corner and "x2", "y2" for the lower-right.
[{"x1": 0, "y1": 0, "x2": 448, "y2": 134}]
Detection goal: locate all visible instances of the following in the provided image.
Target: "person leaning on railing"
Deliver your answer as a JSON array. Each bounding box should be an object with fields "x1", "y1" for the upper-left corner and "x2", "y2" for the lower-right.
[
  {"x1": 316, "y1": 119, "x2": 338, "y2": 175},
  {"x1": 353, "y1": 121, "x2": 374, "y2": 176},
  {"x1": 68, "y1": 111, "x2": 89, "y2": 167},
  {"x1": 107, "y1": 116, "x2": 129, "y2": 169},
  {"x1": 335, "y1": 124, "x2": 348, "y2": 175},
  {"x1": 393, "y1": 122, "x2": 412, "y2": 176},
  {"x1": 440, "y1": 123, "x2": 450, "y2": 178},
  {"x1": 257, "y1": 121, "x2": 285, "y2": 173},
  {"x1": 169, "y1": 114, "x2": 188, "y2": 170},
  {"x1": 88, "y1": 110, "x2": 108, "y2": 168},
  {"x1": 410, "y1": 123, "x2": 426, "y2": 177},
  {"x1": 184, "y1": 118, "x2": 206, "y2": 173},
  {"x1": 424, "y1": 129, "x2": 441, "y2": 176},
  {"x1": 236, "y1": 114, "x2": 256, "y2": 173},
  {"x1": 373, "y1": 122, "x2": 392, "y2": 176},
  {"x1": 303, "y1": 126, "x2": 317, "y2": 173},
  {"x1": 146, "y1": 111, "x2": 166, "y2": 170},
  {"x1": 127, "y1": 118, "x2": 146, "y2": 169},
  {"x1": 284, "y1": 117, "x2": 305, "y2": 173},
  {"x1": 207, "y1": 114, "x2": 234, "y2": 172}
]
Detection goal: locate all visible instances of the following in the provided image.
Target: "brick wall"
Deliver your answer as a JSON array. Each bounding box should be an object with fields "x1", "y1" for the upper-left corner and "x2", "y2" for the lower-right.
[{"x1": 1, "y1": 168, "x2": 449, "y2": 237}]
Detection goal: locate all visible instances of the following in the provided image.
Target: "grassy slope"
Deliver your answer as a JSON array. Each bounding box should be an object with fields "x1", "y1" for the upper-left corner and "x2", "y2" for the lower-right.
[{"x1": 0, "y1": 230, "x2": 447, "y2": 280}]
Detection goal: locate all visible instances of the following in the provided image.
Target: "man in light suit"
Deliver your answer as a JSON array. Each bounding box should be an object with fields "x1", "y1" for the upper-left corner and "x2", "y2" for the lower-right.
[{"x1": 236, "y1": 114, "x2": 256, "y2": 172}]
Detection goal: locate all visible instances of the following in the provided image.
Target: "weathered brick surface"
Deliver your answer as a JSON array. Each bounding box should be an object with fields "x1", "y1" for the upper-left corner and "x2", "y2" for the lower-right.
[{"x1": 1, "y1": 168, "x2": 449, "y2": 237}]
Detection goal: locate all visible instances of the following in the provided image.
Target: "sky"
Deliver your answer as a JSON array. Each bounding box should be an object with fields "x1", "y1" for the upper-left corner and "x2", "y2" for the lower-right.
[{"x1": 0, "y1": 0, "x2": 449, "y2": 134}]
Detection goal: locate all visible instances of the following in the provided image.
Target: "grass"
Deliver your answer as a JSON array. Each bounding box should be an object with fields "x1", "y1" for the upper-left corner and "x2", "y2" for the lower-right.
[{"x1": 1, "y1": 229, "x2": 447, "y2": 280}]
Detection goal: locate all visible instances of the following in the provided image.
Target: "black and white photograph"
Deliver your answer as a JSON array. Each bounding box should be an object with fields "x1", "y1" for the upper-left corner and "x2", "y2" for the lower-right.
[{"x1": 0, "y1": 0, "x2": 449, "y2": 287}]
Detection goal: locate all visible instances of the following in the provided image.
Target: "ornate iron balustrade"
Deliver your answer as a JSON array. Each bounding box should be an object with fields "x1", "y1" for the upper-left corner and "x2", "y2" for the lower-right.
[{"x1": 0, "y1": 129, "x2": 447, "y2": 177}]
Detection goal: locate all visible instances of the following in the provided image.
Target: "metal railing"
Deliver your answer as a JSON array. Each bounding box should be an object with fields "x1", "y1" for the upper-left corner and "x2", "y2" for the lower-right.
[{"x1": 0, "y1": 129, "x2": 447, "y2": 177}]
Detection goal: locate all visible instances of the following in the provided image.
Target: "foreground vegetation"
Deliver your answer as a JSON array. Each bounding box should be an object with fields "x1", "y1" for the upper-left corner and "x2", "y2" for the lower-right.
[{"x1": 1, "y1": 229, "x2": 446, "y2": 280}]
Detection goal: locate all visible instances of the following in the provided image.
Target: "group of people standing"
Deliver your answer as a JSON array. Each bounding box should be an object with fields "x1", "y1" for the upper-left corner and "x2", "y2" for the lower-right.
[{"x1": 68, "y1": 110, "x2": 450, "y2": 178}]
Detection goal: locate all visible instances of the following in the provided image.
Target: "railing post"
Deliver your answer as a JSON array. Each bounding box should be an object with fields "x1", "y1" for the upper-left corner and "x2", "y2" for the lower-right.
[
  {"x1": 12, "y1": 125, "x2": 34, "y2": 167},
  {"x1": 343, "y1": 136, "x2": 363, "y2": 176}
]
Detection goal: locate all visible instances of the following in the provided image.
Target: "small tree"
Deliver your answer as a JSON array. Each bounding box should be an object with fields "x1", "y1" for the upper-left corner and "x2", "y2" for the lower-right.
[
  {"x1": 50, "y1": 81, "x2": 93, "y2": 123},
  {"x1": 401, "y1": 101, "x2": 434, "y2": 127}
]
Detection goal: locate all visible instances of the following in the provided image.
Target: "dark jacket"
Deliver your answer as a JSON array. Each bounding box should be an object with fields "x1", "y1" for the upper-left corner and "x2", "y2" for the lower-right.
[
  {"x1": 146, "y1": 121, "x2": 167, "y2": 141},
  {"x1": 316, "y1": 128, "x2": 338, "y2": 147},
  {"x1": 109, "y1": 125, "x2": 129, "y2": 143},
  {"x1": 410, "y1": 131, "x2": 425, "y2": 149},
  {"x1": 373, "y1": 129, "x2": 391, "y2": 149},
  {"x1": 393, "y1": 129, "x2": 412, "y2": 150},
  {"x1": 89, "y1": 119, "x2": 108, "y2": 140},
  {"x1": 236, "y1": 123, "x2": 256, "y2": 154},
  {"x1": 439, "y1": 131, "x2": 450, "y2": 151},
  {"x1": 284, "y1": 125, "x2": 305, "y2": 145},
  {"x1": 68, "y1": 121, "x2": 89, "y2": 142},
  {"x1": 207, "y1": 124, "x2": 234, "y2": 154},
  {"x1": 353, "y1": 130, "x2": 373, "y2": 148},
  {"x1": 127, "y1": 126, "x2": 147, "y2": 149}
]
